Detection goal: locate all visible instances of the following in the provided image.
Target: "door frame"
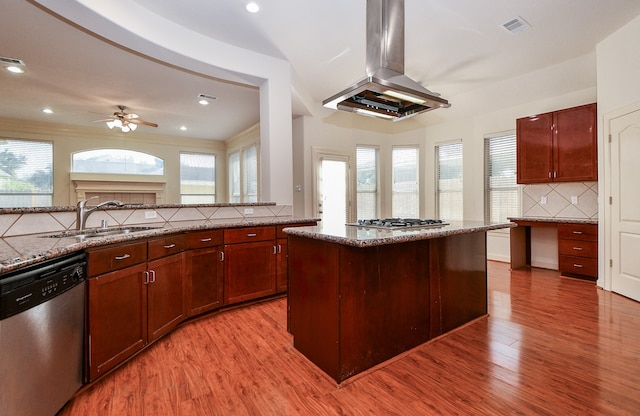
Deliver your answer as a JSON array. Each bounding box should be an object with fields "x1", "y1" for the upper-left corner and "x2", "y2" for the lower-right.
[
  {"x1": 602, "y1": 99, "x2": 640, "y2": 292},
  {"x1": 311, "y1": 147, "x2": 353, "y2": 224}
]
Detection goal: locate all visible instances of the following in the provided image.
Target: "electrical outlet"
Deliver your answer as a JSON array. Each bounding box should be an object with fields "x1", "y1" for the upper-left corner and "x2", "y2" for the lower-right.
[
  {"x1": 244, "y1": 208, "x2": 254, "y2": 215},
  {"x1": 144, "y1": 210, "x2": 157, "y2": 219},
  {"x1": 540, "y1": 196, "x2": 547, "y2": 205},
  {"x1": 571, "y1": 196, "x2": 578, "y2": 205}
]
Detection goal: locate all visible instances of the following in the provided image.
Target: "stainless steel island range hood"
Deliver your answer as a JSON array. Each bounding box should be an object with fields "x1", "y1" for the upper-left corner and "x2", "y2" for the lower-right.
[{"x1": 323, "y1": 0, "x2": 450, "y2": 121}]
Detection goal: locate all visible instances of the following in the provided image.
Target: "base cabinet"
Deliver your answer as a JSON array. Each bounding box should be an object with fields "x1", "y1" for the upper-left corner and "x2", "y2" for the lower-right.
[
  {"x1": 558, "y1": 223, "x2": 598, "y2": 279},
  {"x1": 87, "y1": 235, "x2": 185, "y2": 381},
  {"x1": 184, "y1": 230, "x2": 224, "y2": 317},
  {"x1": 224, "y1": 235, "x2": 277, "y2": 304}
]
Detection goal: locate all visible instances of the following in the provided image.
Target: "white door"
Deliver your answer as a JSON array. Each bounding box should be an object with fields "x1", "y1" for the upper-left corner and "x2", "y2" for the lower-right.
[
  {"x1": 609, "y1": 106, "x2": 640, "y2": 301},
  {"x1": 313, "y1": 150, "x2": 350, "y2": 233}
]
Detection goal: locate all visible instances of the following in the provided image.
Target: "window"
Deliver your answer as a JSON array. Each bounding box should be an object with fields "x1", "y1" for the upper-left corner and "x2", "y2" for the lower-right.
[
  {"x1": 436, "y1": 141, "x2": 463, "y2": 220},
  {"x1": 0, "y1": 138, "x2": 53, "y2": 207},
  {"x1": 72, "y1": 149, "x2": 164, "y2": 175},
  {"x1": 356, "y1": 146, "x2": 379, "y2": 219},
  {"x1": 228, "y1": 144, "x2": 258, "y2": 203},
  {"x1": 392, "y1": 146, "x2": 419, "y2": 218},
  {"x1": 485, "y1": 133, "x2": 518, "y2": 222},
  {"x1": 180, "y1": 153, "x2": 216, "y2": 204}
]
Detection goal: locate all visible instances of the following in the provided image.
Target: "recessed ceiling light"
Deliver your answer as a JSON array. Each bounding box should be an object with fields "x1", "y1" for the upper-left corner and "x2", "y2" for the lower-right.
[
  {"x1": 197, "y1": 93, "x2": 217, "y2": 105},
  {"x1": 42, "y1": 108, "x2": 53, "y2": 114},
  {"x1": 180, "y1": 126, "x2": 187, "y2": 131},
  {"x1": 198, "y1": 99, "x2": 209, "y2": 106},
  {"x1": 6, "y1": 66, "x2": 24, "y2": 74},
  {"x1": 246, "y1": 2, "x2": 260, "y2": 13}
]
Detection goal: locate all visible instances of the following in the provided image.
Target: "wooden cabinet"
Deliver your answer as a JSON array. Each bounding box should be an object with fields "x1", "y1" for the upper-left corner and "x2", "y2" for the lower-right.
[
  {"x1": 558, "y1": 223, "x2": 598, "y2": 279},
  {"x1": 275, "y1": 223, "x2": 316, "y2": 293},
  {"x1": 517, "y1": 103, "x2": 597, "y2": 184},
  {"x1": 184, "y1": 230, "x2": 224, "y2": 317},
  {"x1": 224, "y1": 226, "x2": 277, "y2": 304},
  {"x1": 86, "y1": 234, "x2": 185, "y2": 381}
]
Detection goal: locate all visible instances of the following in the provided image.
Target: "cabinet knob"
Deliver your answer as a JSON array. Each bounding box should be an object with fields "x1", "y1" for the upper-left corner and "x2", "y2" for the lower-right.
[
  {"x1": 572, "y1": 231, "x2": 583, "y2": 235},
  {"x1": 573, "y1": 263, "x2": 584, "y2": 268},
  {"x1": 114, "y1": 254, "x2": 131, "y2": 261},
  {"x1": 200, "y1": 238, "x2": 212, "y2": 243},
  {"x1": 164, "y1": 243, "x2": 176, "y2": 249},
  {"x1": 247, "y1": 233, "x2": 257, "y2": 237},
  {"x1": 572, "y1": 247, "x2": 583, "y2": 251}
]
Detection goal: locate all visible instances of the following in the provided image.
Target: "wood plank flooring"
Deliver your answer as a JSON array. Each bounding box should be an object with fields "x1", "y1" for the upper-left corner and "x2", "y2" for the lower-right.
[{"x1": 59, "y1": 262, "x2": 640, "y2": 415}]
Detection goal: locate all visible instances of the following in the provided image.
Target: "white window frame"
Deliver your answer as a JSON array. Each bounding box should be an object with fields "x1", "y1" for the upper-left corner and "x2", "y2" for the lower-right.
[
  {"x1": 228, "y1": 143, "x2": 260, "y2": 203},
  {"x1": 0, "y1": 138, "x2": 53, "y2": 207},
  {"x1": 484, "y1": 132, "x2": 519, "y2": 223},
  {"x1": 179, "y1": 152, "x2": 216, "y2": 204},
  {"x1": 435, "y1": 140, "x2": 463, "y2": 221},
  {"x1": 391, "y1": 145, "x2": 420, "y2": 218},
  {"x1": 355, "y1": 145, "x2": 380, "y2": 220}
]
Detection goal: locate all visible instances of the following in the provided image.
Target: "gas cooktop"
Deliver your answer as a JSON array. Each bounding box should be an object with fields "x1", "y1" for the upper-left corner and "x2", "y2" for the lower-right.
[{"x1": 348, "y1": 218, "x2": 449, "y2": 229}]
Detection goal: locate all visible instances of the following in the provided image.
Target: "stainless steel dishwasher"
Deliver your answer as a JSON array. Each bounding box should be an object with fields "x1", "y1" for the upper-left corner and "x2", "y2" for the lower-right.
[{"x1": 0, "y1": 253, "x2": 87, "y2": 416}]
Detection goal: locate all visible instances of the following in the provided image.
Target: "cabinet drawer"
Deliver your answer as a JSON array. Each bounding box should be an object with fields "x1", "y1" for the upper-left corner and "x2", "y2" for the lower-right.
[
  {"x1": 558, "y1": 223, "x2": 597, "y2": 241},
  {"x1": 559, "y1": 255, "x2": 598, "y2": 278},
  {"x1": 224, "y1": 226, "x2": 275, "y2": 244},
  {"x1": 186, "y1": 229, "x2": 223, "y2": 249},
  {"x1": 558, "y1": 239, "x2": 597, "y2": 258},
  {"x1": 276, "y1": 222, "x2": 317, "y2": 238},
  {"x1": 148, "y1": 234, "x2": 186, "y2": 261},
  {"x1": 87, "y1": 241, "x2": 147, "y2": 277}
]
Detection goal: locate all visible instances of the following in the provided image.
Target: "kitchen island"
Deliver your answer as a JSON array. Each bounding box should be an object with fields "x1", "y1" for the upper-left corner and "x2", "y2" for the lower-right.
[{"x1": 284, "y1": 220, "x2": 515, "y2": 383}]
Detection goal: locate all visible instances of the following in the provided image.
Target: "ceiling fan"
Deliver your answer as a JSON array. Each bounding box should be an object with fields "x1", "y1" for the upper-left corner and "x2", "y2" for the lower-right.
[{"x1": 92, "y1": 105, "x2": 158, "y2": 132}]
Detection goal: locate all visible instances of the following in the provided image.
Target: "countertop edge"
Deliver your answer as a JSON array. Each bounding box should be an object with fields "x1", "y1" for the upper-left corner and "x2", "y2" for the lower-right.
[
  {"x1": 0, "y1": 217, "x2": 318, "y2": 274},
  {"x1": 508, "y1": 217, "x2": 598, "y2": 225}
]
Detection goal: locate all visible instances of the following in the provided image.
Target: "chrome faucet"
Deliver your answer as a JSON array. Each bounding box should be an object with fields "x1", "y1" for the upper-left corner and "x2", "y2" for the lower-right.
[{"x1": 76, "y1": 196, "x2": 125, "y2": 231}]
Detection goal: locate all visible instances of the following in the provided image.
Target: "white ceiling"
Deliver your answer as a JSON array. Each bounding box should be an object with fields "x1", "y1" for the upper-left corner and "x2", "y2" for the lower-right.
[{"x1": 1, "y1": 0, "x2": 640, "y2": 141}]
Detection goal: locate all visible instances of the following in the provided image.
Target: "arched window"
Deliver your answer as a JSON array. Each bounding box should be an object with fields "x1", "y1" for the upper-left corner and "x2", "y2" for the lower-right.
[{"x1": 72, "y1": 149, "x2": 164, "y2": 175}]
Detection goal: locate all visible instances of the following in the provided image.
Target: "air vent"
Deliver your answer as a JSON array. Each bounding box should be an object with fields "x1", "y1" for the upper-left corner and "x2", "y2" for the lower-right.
[
  {"x1": 0, "y1": 56, "x2": 25, "y2": 66},
  {"x1": 501, "y1": 16, "x2": 531, "y2": 34}
]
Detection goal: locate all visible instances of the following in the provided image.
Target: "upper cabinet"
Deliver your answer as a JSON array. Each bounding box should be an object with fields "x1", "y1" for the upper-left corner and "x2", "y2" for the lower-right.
[{"x1": 517, "y1": 103, "x2": 597, "y2": 184}]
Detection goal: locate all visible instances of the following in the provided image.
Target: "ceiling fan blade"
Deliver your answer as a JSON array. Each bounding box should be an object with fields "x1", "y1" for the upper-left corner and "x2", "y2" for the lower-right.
[
  {"x1": 129, "y1": 119, "x2": 158, "y2": 127},
  {"x1": 90, "y1": 118, "x2": 115, "y2": 123}
]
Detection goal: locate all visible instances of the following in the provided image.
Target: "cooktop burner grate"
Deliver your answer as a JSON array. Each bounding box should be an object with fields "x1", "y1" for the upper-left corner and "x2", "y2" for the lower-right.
[{"x1": 350, "y1": 218, "x2": 448, "y2": 229}]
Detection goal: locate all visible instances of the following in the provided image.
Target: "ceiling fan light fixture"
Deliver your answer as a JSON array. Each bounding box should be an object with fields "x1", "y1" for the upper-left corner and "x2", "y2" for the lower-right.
[
  {"x1": 128, "y1": 123, "x2": 137, "y2": 131},
  {"x1": 113, "y1": 119, "x2": 123, "y2": 128},
  {"x1": 106, "y1": 120, "x2": 115, "y2": 129},
  {"x1": 121, "y1": 124, "x2": 130, "y2": 133}
]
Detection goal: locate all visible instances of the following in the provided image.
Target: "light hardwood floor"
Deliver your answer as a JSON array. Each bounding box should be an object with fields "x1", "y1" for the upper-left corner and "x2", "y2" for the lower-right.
[{"x1": 59, "y1": 262, "x2": 640, "y2": 415}]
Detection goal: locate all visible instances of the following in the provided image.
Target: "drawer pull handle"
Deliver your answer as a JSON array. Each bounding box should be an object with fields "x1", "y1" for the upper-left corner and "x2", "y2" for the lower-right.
[
  {"x1": 115, "y1": 254, "x2": 130, "y2": 261},
  {"x1": 150, "y1": 269, "x2": 156, "y2": 283},
  {"x1": 200, "y1": 238, "x2": 212, "y2": 242},
  {"x1": 573, "y1": 264, "x2": 584, "y2": 268},
  {"x1": 572, "y1": 231, "x2": 583, "y2": 235},
  {"x1": 247, "y1": 233, "x2": 257, "y2": 237},
  {"x1": 143, "y1": 270, "x2": 150, "y2": 284},
  {"x1": 572, "y1": 247, "x2": 583, "y2": 251},
  {"x1": 220, "y1": 251, "x2": 224, "y2": 262},
  {"x1": 164, "y1": 244, "x2": 176, "y2": 249}
]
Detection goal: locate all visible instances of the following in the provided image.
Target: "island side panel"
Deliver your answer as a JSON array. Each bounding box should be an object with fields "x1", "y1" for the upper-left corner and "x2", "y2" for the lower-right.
[
  {"x1": 287, "y1": 235, "x2": 340, "y2": 381},
  {"x1": 338, "y1": 241, "x2": 431, "y2": 382},
  {"x1": 429, "y1": 231, "x2": 488, "y2": 336}
]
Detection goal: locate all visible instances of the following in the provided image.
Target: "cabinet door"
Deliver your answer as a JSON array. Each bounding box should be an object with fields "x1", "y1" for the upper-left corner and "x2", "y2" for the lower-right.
[
  {"x1": 224, "y1": 240, "x2": 276, "y2": 304},
  {"x1": 276, "y1": 238, "x2": 288, "y2": 293},
  {"x1": 147, "y1": 253, "x2": 184, "y2": 342},
  {"x1": 88, "y1": 263, "x2": 148, "y2": 381},
  {"x1": 185, "y1": 246, "x2": 224, "y2": 317},
  {"x1": 554, "y1": 103, "x2": 597, "y2": 181},
  {"x1": 517, "y1": 112, "x2": 554, "y2": 183}
]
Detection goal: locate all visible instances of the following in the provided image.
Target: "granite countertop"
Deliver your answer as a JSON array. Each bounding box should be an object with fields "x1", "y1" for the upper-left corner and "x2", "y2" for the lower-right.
[
  {"x1": 283, "y1": 220, "x2": 515, "y2": 248},
  {"x1": 508, "y1": 217, "x2": 598, "y2": 225},
  {"x1": 0, "y1": 216, "x2": 317, "y2": 274}
]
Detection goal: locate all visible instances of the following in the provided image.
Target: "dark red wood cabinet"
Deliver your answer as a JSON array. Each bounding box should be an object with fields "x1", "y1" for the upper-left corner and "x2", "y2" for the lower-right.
[
  {"x1": 517, "y1": 103, "x2": 597, "y2": 184},
  {"x1": 184, "y1": 230, "x2": 224, "y2": 317}
]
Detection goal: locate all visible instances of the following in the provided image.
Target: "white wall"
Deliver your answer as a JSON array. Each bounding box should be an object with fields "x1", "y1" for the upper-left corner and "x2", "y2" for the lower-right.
[{"x1": 596, "y1": 14, "x2": 640, "y2": 288}]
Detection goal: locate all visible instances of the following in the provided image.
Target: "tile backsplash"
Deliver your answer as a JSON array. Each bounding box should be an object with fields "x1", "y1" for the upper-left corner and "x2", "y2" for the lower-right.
[
  {"x1": 0, "y1": 204, "x2": 293, "y2": 237},
  {"x1": 522, "y1": 182, "x2": 597, "y2": 219}
]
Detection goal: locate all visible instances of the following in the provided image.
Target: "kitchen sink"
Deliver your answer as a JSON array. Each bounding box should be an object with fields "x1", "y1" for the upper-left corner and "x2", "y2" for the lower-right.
[{"x1": 41, "y1": 226, "x2": 162, "y2": 239}]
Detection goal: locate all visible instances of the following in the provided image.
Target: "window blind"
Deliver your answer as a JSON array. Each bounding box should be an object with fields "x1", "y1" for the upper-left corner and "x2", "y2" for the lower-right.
[
  {"x1": 484, "y1": 134, "x2": 518, "y2": 222},
  {"x1": 180, "y1": 153, "x2": 216, "y2": 204},
  {"x1": 356, "y1": 146, "x2": 379, "y2": 219},
  {"x1": 228, "y1": 152, "x2": 241, "y2": 202},
  {"x1": 392, "y1": 146, "x2": 419, "y2": 218},
  {"x1": 242, "y1": 145, "x2": 258, "y2": 203},
  {"x1": 0, "y1": 138, "x2": 53, "y2": 207},
  {"x1": 436, "y1": 141, "x2": 463, "y2": 221}
]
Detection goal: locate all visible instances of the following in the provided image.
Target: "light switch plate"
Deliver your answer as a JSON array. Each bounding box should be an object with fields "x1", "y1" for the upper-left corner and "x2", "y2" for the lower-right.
[
  {"x1": 144, "y1": 210, "x2": 157, "y2": 219},
  {"x1": 540, "y1": 196, "x2": 547, "y2": 205},
  {"x1": 571, "y1": 196, "x2": 578, "y2": 205},
  {"x1": 244, "y1": 208, "x2": 254, "y2": 215}
]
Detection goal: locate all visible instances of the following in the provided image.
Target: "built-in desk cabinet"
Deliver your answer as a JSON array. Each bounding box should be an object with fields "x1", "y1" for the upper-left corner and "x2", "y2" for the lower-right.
[
  {"x1": 510, "y1": 220, "x2": 598, "y2": 280},
  {"x1": 558, "y1": 223, "x2": 598, "y2": 279}
]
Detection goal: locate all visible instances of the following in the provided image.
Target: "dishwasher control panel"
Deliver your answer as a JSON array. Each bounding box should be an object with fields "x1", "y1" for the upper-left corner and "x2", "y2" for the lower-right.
[{"x1": 0, "y1": 253, "x2": 86, "y2": 320}]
